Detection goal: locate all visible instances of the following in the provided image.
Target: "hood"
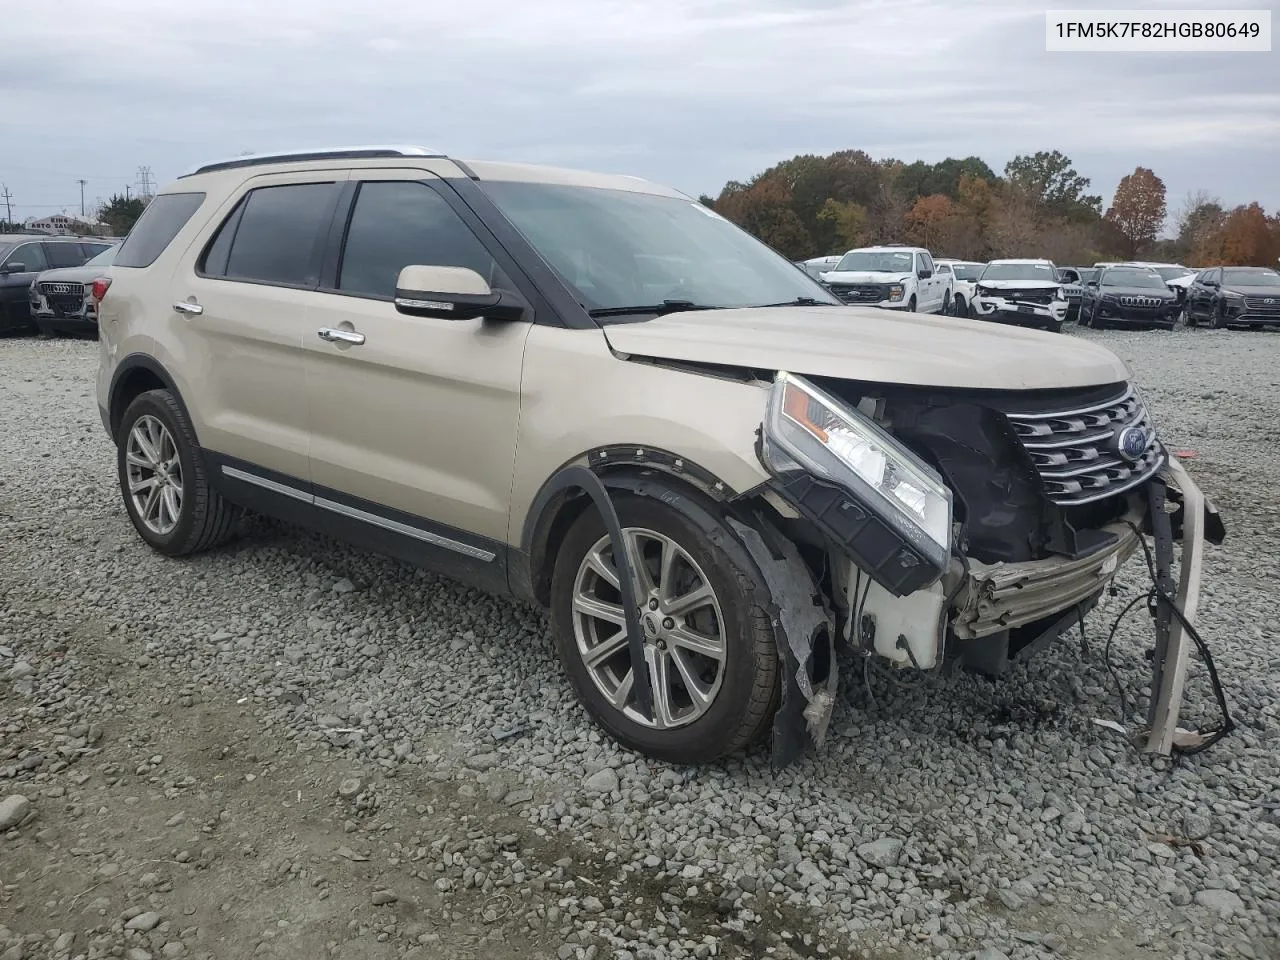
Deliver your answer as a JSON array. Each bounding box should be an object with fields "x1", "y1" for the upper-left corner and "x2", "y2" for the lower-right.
[
  {"x1": 820, "y1": 271, "x2": 911, "y2": 284},
  {"x1": 977, "y1": 279, "x2": 1059, "y2": 290},
  {"x1": 1223, "y1": 284, "x2": 1280, "y2": 297},
  {"x1": 35, "y1": 265, "x2": 107, "y2": 283},
  {"x1": 603, "y1": 306, "x2": 1129, "y2": 391}
]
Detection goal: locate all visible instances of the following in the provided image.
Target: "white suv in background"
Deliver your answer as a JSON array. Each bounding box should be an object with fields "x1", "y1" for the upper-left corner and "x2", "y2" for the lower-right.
[
  {"x1": 818, "y1": 245, "x2": 950, "y2": 313},
  {"x1": 934, "y1": 259, "x2": 985, "y2": 317},
  {"x1": 970, "y1": 259, "x2": 1069, "y2": 333}
]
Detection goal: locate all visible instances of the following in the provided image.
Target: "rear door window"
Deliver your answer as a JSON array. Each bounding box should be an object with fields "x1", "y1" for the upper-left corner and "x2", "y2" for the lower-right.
[
  {"x1": 114, "y1": 192, "x2": 207, "y2": 268},
  {"x1": 206, "y1": 182, "x2": 338, "y2": 287}
]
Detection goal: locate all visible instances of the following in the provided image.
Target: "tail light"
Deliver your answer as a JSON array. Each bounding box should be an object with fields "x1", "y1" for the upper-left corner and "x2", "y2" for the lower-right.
[{"x1": 91, "y1": 277, "x2": 112, "y2": 301}]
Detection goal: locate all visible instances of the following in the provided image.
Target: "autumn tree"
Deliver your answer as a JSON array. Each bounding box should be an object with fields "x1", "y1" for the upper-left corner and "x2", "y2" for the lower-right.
[
  {"x1": 904, "y1": 194, "x2": 957, "y2": 249},
  {"x1": 1004, "y1": 150, "x2": 1102, "y2": 221},
  {"x1": 1195, "y1": 203, "x2": 1280, "y2": 266},
  {"x1": 817, "y1": 199, "x2": 871, "y2": 250},
  {"x1": 714, "y1": 176, "x2": 812, "y2": 259},
  {"x1": 1104, "y1": 166, "x2": 1167, "y2": 258},
  {"x1": 1174, "y1": 191, "x2": 1225, "y2": 261}
]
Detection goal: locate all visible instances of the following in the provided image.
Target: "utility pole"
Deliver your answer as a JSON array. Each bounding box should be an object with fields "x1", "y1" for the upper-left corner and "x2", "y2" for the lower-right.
[
  {"x1": 1, "y1": 183, "x2": 12, "y2": 226},
  {"x1": 125, "y1": 185, "x2": 131, "y2": 201},
  {"x1": 77, "y1": 178, "x2": 88, "y2": 217}
]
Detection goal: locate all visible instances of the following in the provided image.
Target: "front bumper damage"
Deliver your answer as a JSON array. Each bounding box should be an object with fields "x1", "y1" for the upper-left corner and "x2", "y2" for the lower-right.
[{"x1": 754, "y1": 455, "x2": 1223, "y2": 765}]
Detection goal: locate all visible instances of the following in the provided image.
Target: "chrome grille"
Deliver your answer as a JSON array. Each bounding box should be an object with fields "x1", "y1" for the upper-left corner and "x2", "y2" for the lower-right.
[
  {"x1": 1118, "y1": 295, "x2": 1163, "y2": 308},
  {"x1": 39, "y1": 281, "x2": 83, "y2": 296},
  {"x1": 827, "y1": 283, "x2": 887, "y2": 304},
  {"x1": 1244, "y1": 296, "x2": 1280, "y2": 313},
  {"x1": 1005, "y1": 387, "x2": 1164, "y2": 507}
]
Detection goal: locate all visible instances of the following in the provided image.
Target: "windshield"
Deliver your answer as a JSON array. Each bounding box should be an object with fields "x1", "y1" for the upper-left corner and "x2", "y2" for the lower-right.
[
  {"x1": 1102, "y1": 268, "x2": 1168, "y2": 289},
  {"x1": 833, "y1": 250, "x2": 915, "y2": 274},
  {"x1": 1224, "y1": 268, "x2": 1280, "y2": 287},
  {"x1": 1151, "y1": 266, "x2": 1190, "y2": 281},
  {"x1": 952, "y1": 263, "x2": 984, "y2": 280},
  {"x1": 85, "y1": 246, "x2": 118, "y2": 267},
  {"x1": 478, "y1": 181, "x2": 838, "y2": 313},
  {"x1": 980, "y1": 262, "x2": 1057, "y2": 282},
  {"x1": 1077, "y1": 268, "x2": 1099, "y2": 283}
]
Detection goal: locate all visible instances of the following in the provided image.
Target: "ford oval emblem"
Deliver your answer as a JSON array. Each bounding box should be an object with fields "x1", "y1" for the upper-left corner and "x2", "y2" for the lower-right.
[{"x1": 1117, "y1": 426, "x2": 1150, "y2": 462}]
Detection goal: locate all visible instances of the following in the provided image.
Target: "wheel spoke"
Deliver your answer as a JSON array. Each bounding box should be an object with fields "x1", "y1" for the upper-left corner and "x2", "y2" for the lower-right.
[
  {"x1": 142, "y1": 484, "x2": 162, "y2": 522},
  {"x1": 132, "y1": 429, "x2": 160, "y2": 465},
  {"x1": 607, "y1": 667, "x2": 634, "y2": 710},
  {"x1": 665, "y1": 582, "x2": 714, "y2": 618},
  {"x1": 625, "y1": 531, "x2": 656, "y2": 596},
  {"x1": 129, "y1": 474, "x2": 158, "y2": 495},
  {"x1": 573, "y1": 594, "x2": 625, "y2": 625},
  {"x1": 647, "y1": 648, "x2": 675, "y2": 729},
  {"x1": 671, "y1": 649, "x2": 713, "y2": 707},
  {"x1": 583, "y1": 545, "x2": 620, "y2": 591},
  {"x1": 160, "y1": 486, "x2": 181, "y2": 529},
  {"x1": 668, "y1": 625, "x2": 724, "y2": 660},
  {"x1": 126, "y1": 451, "x2": 152, "y2": 471},
  {"x1": 582, "y1": 628, "x2": 628, "y2": 668},
  {"x1": 655, "y1": 537, "x2": 678, "y2": 602}
]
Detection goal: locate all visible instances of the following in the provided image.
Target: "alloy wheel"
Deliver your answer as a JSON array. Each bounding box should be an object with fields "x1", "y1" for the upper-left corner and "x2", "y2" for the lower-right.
[
  {"x1": 571, "y1": 527, "x2": 727, "y2": 729},
  {"x1": 125, "y1": 415, "x2": 184, "y2": 535}
]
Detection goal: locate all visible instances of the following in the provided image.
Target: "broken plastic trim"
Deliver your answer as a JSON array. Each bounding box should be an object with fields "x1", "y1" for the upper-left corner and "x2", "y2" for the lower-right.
[
  {"x1": 538, "y1": 465, "x2": 653, "y2": 717},
  {"x1": 727, "y1": 516, "x2": 837, "y2": 769}
]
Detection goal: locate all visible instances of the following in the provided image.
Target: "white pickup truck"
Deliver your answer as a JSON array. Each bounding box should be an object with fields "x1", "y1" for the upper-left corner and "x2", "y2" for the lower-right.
[{"x1": 819, "y1": 245, "x2": 951, "y2": 313}]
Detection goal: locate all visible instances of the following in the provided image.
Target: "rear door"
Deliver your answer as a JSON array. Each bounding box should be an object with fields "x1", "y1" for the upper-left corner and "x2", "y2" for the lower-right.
[
  {"x1": 918, "y1": 252, "x2": 941, "y2": 311},
  {"x1": 303, "y1": 171, "x2": 532, "y2": 557},
  {"x1": 168, "y1": 170, "x2": 348, "y2": 486},
  {"x1": 0, "y1": 240, "x2": 48, "y2": 328}
]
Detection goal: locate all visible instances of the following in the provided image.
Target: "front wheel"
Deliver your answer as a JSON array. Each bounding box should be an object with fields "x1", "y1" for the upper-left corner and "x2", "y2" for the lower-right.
[
  {"x1": 1208, "y1": 303, "x2": 1226, "y2": 329},
  {"x1": 117, "y1": 389, "x2": 241, "y2": 556},
  {"x1": 907, "y1": 295, "x2": 917, "y2": 313},
  {"x1": 550, "y1": 494, "x2": 779, "y2": 763}
]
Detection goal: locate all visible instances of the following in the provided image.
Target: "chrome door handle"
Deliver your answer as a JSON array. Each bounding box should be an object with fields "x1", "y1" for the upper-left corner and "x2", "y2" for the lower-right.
[
  {"x1": 317, "y1": 327, "x2": 365, "y2": 345},
  {"x1": 173, "y1": 301, "x2": 203, "y2": 315}
]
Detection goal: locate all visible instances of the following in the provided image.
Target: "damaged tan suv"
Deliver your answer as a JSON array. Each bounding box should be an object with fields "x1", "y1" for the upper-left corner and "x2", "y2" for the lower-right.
[{"x1": 96, "y1": 146, "x2": 1224, "y2": 766}]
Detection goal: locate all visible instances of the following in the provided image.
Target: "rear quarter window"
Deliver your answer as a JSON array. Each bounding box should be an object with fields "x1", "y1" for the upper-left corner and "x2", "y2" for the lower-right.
[{"x1": 114, "y1": 192, "x2": 207, "y2": 268}]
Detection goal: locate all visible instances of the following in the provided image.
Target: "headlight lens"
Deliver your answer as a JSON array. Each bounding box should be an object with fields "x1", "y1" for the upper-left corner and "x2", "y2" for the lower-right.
[
  {"x1": 760, "y1": 372, "x2": 953, "y2": 558},
  {"x1": 888, "y1": 285, "x2": 904, "y2": 301}
]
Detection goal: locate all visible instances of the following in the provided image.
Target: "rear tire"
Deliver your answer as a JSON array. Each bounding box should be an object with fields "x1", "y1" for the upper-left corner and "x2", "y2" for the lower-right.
[
  {"x1": 550, "y1": 493, "x2": 779, "y2": 764},
  {"x1": 116, "y1": 389, "x2": 241, "y2": 557}
]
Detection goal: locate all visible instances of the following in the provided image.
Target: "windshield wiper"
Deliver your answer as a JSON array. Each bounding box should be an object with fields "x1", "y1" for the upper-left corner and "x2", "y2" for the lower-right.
[
  {"x1": 588, "y1": 300, "x2": 723, "y2": 318},
  {"x1": 749, "y1": 297, "x2": 832, "y2": 308}
]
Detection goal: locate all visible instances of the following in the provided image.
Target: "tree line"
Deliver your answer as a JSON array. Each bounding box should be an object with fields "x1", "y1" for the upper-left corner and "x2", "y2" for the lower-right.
[{"x1": 700, "y1": 149, "x2": 1280, "y2": 268}]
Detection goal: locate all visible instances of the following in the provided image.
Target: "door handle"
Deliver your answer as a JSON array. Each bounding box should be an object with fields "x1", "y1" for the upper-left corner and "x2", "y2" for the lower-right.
[
  {"x1": 317, "y1": 327, "x2": 366, "y2": 345},
  {"x1": 173, "y1": 300, "x2": 203, "y2": 316}
]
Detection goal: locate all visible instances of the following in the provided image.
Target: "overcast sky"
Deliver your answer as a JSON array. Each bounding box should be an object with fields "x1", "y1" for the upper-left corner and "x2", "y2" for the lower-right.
[{"x1": 2, "y1": 0, "x2": 1276, "y2": 226}]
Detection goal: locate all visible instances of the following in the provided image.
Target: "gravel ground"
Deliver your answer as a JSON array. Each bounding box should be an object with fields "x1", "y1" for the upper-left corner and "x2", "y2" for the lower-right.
[{"x1": 1, "y1": 327, "x2": 1278, "y2": 960}]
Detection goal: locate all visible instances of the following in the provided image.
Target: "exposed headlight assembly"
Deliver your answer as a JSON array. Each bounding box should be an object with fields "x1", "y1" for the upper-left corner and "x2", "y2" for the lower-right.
[{"x1": 759, "y1": 372, "x2": 953, "y2": 595}]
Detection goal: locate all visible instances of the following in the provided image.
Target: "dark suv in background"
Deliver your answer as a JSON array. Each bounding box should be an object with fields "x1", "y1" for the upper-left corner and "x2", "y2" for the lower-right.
[
  {"x1": 0, "y1": 235, "x2": 112, "y2": 333},
  {"x1": 1184, "y1": 266, "x2": 1280, "y2": 329}
]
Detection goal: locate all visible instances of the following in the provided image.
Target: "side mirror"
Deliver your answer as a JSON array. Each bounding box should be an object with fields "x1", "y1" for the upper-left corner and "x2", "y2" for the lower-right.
[
  {"x1": 917, "y1": 268, "x2": 931, "y2": 279},
  {"x1": 393, "y1": 265, "x2": 526, "y2": 322},
  {"x1": 1204, "y1": 279, "x2": 1219, "y2": 288},
  {"x1": 1, "y1": 262, "x2": 26, "y2": 275}
]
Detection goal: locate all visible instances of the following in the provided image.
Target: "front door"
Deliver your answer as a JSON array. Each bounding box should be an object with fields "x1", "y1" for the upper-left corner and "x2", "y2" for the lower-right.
[{"x1": 303, "y1": 173, "x2": 531, "y2": 553}]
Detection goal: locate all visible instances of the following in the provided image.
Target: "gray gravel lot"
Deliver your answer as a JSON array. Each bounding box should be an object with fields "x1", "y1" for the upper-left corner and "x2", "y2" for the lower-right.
[{"x1": 1, "y1": 327, "x2": 1278, "y2": 960}]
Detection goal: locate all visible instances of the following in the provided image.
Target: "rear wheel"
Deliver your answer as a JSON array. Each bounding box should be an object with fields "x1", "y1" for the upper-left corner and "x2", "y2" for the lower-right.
[
  {"x1": 117, "y1": 389, "x2": 241, "y2": 556},
  {"x1": 550, "y1": 494, "x2": 779, "y2": 763}
]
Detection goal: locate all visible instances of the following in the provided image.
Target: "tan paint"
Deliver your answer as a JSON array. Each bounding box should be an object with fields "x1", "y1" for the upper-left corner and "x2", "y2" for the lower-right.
[{"x1": 604, "y1": 306, "x2": 1131, "y2": 391}]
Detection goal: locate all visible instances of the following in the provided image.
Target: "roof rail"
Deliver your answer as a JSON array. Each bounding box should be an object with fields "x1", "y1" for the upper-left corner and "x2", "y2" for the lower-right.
[{"x1": 179, "y1": 145, "x2": 446, "y2": 178}]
